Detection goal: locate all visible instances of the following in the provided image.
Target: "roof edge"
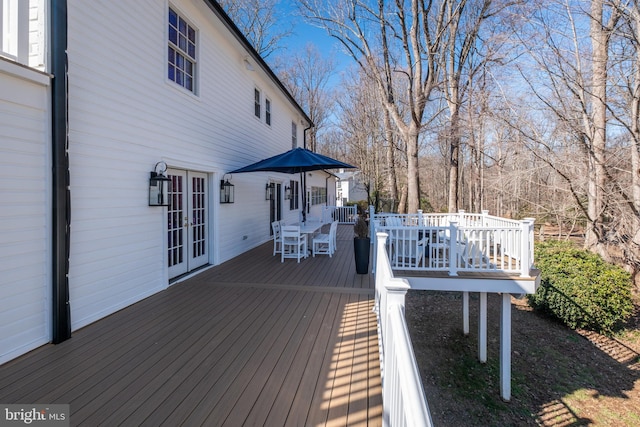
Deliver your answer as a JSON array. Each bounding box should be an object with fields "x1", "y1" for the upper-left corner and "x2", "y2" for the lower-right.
[{"x1": 201, "y1": 0, "x2": 314, "y2": 127}]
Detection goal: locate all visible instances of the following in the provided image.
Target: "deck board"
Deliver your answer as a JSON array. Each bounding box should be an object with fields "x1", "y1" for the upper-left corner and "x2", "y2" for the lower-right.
[{"x1": 0, "y1": 225, "x2": 382, "y2": 426}]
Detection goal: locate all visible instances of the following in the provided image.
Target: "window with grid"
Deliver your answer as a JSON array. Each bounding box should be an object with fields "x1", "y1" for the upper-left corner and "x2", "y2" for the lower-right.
[
  {"x1": 311, "y1": 186, "x2": 326, "y2": 205},
  {"x1": 168, "y1": 7, "x2": 196, "y2": 92},
  {"x1": 291, "y1": 122, "x2": 297, "y2": 148},
  {"x1": 265, "y1": 99, "x2": 271, "y2": 125},
  {"x1": 289, "y1": 180, "x2": 299, "y2": 210},
  {"x1": 254, "y1": 89, "x2": 261, "y2": 118}
]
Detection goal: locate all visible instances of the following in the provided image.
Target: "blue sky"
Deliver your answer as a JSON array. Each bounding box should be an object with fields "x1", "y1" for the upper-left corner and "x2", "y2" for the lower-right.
[
  {"x1": 278, "y1": 1, "x2": 337, "y2": 54},
  {"x1": 276, "y1": 1, "x2": 352, "y2": 78}
]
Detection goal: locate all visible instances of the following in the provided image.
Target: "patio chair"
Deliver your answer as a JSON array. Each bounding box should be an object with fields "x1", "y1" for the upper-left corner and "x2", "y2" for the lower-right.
[
  {"x1": 281, "y1": 225, "x2": 308, "y2": 263},
  {"x1": 392, "y1": 228, "x2": 426, "y2": 268},
  {"x1": 458, "y1": 238, "x2": 494, "y2": 269},
  {"x1": 321, "y1": 208, "x2": 334, "y2": 224},
  {"x1": 312, "y1": 221, "x2": 338, "y2": 257},
  {"x1": 271, "y1": 220, "x2": 282, "y2": 256}
]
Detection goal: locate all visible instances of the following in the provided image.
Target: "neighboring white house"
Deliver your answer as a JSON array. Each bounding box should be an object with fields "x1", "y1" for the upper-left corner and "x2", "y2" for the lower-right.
[
  {"x1": 0, "y1": 0, "x2": 336, "y2": 365},
  {"x1": 335, "y1": 169, "x2": 368, "y2": 206}
]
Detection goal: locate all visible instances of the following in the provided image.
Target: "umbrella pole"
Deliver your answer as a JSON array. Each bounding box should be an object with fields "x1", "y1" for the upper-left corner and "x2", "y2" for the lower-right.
[{"x1": 300, "y1": 171, "x2": 306, "y2": 222}]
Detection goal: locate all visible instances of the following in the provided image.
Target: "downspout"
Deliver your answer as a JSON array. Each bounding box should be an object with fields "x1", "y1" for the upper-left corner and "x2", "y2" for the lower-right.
[
  {"x1": 302, "y1": 124, "x2": 312, "y2": 219},
  {"x1": 51, "y1": 0, "x2": 71, "y2": 343},
  {"x1": 325, "y1": 174, "x2": 332, "y2": 212}
]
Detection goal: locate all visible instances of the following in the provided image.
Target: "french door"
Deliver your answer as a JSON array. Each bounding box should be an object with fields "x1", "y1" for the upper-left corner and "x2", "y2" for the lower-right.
[
  {"x1": 167, "y1": 169, "x2": 208, "y2": 279},
  {"x1": 269, "y1": 182, "x2": 282, "y2": 234}
]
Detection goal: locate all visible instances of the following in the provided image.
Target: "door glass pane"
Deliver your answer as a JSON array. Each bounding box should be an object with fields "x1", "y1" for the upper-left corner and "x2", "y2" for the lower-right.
[{"x1": 168, "y1": 174, "x2": 184, "y2": 268}]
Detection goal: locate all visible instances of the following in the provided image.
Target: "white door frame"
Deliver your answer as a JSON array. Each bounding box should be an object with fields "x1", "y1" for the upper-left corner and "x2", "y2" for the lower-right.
[{"x1": 167, "y1": 169, "x2": 209, "y2": 279}]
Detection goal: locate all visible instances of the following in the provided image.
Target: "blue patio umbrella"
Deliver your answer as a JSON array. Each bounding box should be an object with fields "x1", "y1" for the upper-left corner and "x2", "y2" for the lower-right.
[
  {"x1": 229, "y1": 147, "x2": 355, "y2": 174},
  {"x1": 229, "y1": 147, "x2": 356, "y2": 221}
]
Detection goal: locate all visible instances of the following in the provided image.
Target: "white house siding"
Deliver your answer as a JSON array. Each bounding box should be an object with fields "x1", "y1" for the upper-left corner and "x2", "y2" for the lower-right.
[
  {"x1": 0, "y1": 59, "x2": 51, "y2": 365},
  {"x1": 66, "y1": 0, "x2": 309, "y2": 331},
  {"x1": 305, "y1": 171, "x2": 337, "y2": 220}
]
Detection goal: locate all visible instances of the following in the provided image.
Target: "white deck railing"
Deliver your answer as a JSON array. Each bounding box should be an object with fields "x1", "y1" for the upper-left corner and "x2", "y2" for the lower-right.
[
  {"x1": 322, "y1": 205, "x2": 357, "y2": 224},
  {"x1": 371, "y1": 208, "x2": 535, "y2": 277},
  {"x1": 374, "y1": 232, "x2": 433, "y2": 427}
]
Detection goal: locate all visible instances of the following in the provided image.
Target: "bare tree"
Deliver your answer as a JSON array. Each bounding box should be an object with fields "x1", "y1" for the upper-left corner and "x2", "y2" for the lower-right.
[
  {"x1": 587, "y1": 0, "x2": 622, "y2": 250},
  {"x1": 218, "y1": 0, "x2": 292, "y2": 58},
  {"x1": 298, "y1": 0, "x2": 451, "y2": 213},
  {"x1": 441, "y1": 0, "x2": 498, "y2": 212},
  {"x1": 336, "y1": 69, "x2": 388, "y2": 208},
  {"x1": 275, "y1": 44, "x2": 337, "y2": 152}
]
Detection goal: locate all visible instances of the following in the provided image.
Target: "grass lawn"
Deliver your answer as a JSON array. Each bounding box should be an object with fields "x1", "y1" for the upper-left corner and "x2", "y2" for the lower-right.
[{"x1": 406, "y1": 291, "x2": 640, "y2": 426}]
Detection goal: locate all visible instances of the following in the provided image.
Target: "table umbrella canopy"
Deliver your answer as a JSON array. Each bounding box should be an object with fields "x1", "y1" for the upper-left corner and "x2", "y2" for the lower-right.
[{"x1": 230, "y1": 147, "x2": 355, "y2": 174}]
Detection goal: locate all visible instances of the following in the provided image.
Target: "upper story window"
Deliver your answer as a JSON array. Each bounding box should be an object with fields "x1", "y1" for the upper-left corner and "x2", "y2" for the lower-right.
[
  {"x1": 291, "y1": 122, "x2": 297, "y2": 148},
  {"x1": 265, "y1": 99, "x2": 271, "y2": 126},
  {"x1": 254, "y1": 88, "x2": 261, "y2": 118},
  {"x1": 168, "y1": 7, "x2": 196, "y2": 92}
]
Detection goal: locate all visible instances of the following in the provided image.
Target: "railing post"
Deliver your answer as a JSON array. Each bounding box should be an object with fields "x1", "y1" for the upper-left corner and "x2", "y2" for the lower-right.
[
  {"x1": 458, "y1": 209, "x2": 466, "y2": 226},
  {"x1": 369, "y1": 205, "x2": 375, "y2": 239},
  {"x1": 375, "y1": 232, "x2": 388, "y2": 303},
  {"x1": 520, "y1": 218, "x2": 535, "y2": 277},
  {"x1": 482, "y1": 210, "x2": 489, "y2": 227},
  {"x1": 448, "y1": 220, "x2": 458, "y2": 276},
  {"x1": 373, "y1": 224, "x2": 386, "y2": 276}
]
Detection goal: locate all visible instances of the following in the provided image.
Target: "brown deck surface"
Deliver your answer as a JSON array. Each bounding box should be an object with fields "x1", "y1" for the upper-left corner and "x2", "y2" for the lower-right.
[{"x1": 0, "y1": 225, "x2": 382, "y2": 426}]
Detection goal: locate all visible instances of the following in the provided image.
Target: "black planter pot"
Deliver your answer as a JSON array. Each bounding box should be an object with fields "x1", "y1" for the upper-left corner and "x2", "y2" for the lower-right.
[{"x1": 354, "y1": 237, "x2": 371, "y2": 274}]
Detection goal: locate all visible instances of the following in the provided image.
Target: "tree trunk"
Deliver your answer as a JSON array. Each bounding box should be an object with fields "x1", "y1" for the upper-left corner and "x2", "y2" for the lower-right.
[
  {"x1": 585, "y1": 0, "x2": 611, "y2": 251},
  {"x1": 407, "y1": 126, "x2": 421, "y2": 213},
  {"x1": 383, "y1": 108, "x2": 398, "y2": 211},
  {"x1": 398, "y1": 185, "x2": 408, "y2": 214},
  {"x1": 448, "y1": 108, "x2": 460, "y2": 212}
]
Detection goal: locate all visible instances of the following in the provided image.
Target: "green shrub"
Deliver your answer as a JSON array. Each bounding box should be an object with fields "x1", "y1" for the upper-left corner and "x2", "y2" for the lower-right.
[{"x1": 528, "y1": 240, "x2": 633, "y2": 333}]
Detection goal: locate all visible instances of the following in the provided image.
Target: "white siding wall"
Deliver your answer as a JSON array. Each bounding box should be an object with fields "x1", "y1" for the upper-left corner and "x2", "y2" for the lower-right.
[
  {"x1": 67, "y1": 0, "x2": 308, "y2": 330},
  {"x1": 0, "y1": 59, "x2": 51, "y2": 365}
]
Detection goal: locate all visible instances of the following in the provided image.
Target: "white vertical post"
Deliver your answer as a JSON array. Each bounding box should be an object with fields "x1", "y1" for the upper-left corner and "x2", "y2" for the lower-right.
[
  {"x1": 462, "y1": 291, "x2": 469, "y2": 335},
  {"x1": 478, "y1": 292, "x2": 487, "y2": 363},
  {"x1": 500, "y1": 293, "x2": 512, "y2": 401},
  {"x1": 369, "y1": 205, "x2": 375, "y2": 238},
  {"x1": 375, "y1": 232, "x2": 389, "y2": 332},
  {"x1": 519, "y1": 219, "x2": 534, "y2": 277},
  {"x1": 481, "y1": 210, "x2": 489, "y2": 227},
  {"x1": 448, "y1": 221, "x2": 458, "y2": 276},
  {"x1": 458, "y1": 209, "x2": 466, "y2": 226}
]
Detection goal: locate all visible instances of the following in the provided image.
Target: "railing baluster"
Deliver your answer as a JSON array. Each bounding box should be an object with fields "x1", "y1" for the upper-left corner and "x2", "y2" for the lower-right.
[{"x1": 370, "y1": 208, "x2": 534, "y2": 276}]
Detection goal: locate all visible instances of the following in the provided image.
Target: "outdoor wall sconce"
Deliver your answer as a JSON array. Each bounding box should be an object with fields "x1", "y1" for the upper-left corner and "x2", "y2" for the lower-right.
[
  {"x1": 265, "y1": 182, "x2": 275, "y2": 200},
  {"x1": 149, "y1": 161, "x2": 170, "y2": 206},
  {"x1": 284, "y1": 185, "x2": 291, "y2": 200},
  {"x1": 220, "y1": 174, "x2": 234, "y2": 204}
]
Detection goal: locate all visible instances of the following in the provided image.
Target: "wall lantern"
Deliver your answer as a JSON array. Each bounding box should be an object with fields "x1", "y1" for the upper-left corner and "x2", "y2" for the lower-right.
[
  {"x1": 149, "y1": 161, "x2": 170, "y2": 206},
  {"x1": 265, "y1": 182, "x2": 275, "y2": 200},
  {"x1": 220, "y1": 174, "x2": 234, "y2": 204},
  {"x1": 284, "y1": 185, "x2": 291, "y2": 200}
]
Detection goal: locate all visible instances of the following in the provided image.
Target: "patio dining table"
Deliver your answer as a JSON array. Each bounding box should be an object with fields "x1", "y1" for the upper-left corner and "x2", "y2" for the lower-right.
[{"x1": 294, "y1": 221, "x2": 323, "y2": 238}]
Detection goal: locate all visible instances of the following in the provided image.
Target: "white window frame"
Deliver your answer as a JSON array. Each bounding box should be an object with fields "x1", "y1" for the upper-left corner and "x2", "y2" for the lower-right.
[
  {"x1": 265, "y1": 98, "x2": 271, "y2": 126},
  {"x1": 254, "y1": 88, "x2": 261, "y2": 119},
  {"x1": 168, "y1": 6, "x2": 197, "y2": 93},
  {"x1": 0, "y1": 0, "x2": 28, "y2": 64}
]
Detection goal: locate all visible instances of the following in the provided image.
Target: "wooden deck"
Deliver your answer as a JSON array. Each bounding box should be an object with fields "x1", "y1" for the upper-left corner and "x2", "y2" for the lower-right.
[{"x1": 0, "y1": 225, "x2": 382, "y2": 426}]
